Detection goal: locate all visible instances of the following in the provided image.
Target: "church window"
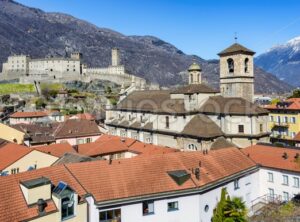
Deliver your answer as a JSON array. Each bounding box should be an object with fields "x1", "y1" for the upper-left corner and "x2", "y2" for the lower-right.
[
  {"x1": 227, "y1": 58, "x2": 234, "y2": 73},
  {"x1": 238, "y1": 125, "x2": 244, "y2": 133},
  {"x1": 244, "y1": 58, "x2": 249, "y2": 73},
  {"x1": 165, "y1": 116, "x2": 170, "y2": 128}
]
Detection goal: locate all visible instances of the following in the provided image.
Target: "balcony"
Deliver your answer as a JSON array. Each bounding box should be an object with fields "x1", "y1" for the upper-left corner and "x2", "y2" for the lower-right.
[{"x1": 271, "y1": 122, "x2": 289, "y2": 128}]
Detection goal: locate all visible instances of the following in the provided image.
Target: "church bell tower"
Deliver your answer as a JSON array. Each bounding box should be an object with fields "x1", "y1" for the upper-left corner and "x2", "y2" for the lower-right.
[
  {"x1": 188, "y1": 62, "x2": 202, "y2": 84},
  {"x1": 218, "y1": 43, "x2": 255, "y2": 102}
]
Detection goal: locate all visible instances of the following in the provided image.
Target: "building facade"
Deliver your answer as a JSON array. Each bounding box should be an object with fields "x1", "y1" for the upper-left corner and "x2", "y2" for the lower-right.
[
  {"x1": 105, "y1": 43, "x2": 269, "y2": 150},
  {"x1": 266, "y1": 98, "x2": 300, "y2": 146}
]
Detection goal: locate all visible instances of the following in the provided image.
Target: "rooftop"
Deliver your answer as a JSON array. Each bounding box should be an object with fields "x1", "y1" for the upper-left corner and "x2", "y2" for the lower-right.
[
  {"x1": 35, "y1": 143, "x2": 76, "y2": 157},
  {"x1": 0, "y1": 147, "x2": 256, "y2": 221},
  {"x1": 218, "y1": 43, "x2": 255, "y2": 56},
  {"x1": 54, "y1": 119, "x2": 101, "y2": 139},
  {"x1": 266, "y1": 98, "x2": 300, "y2": 111},
  {"x1": 242, "y1": 144, "x2": 300, "y2": 173},
  {"x1": 10, "y1": 111, "x2": 48, "y2": 118},
  {"x1": 171, "y1": 84, "x2": 219, "y2": 95}
]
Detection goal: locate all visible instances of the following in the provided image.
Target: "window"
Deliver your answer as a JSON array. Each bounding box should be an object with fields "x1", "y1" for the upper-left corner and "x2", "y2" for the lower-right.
[
  {"x1": 277, "y1": 116, "x2": 281, "y2": 123},
  {"x1": 268, "y1": 172, "x2": 274, "y2": 182},
  {"x1": 190, "y1": 74, "x2": 193, "y2": 83},
  {"x1": 270, "y1": 116, "x2": 274, "y2": 122},
  {"x1": 283, "y1": 175, "x2": 289, "y2": 185},
  {"x1": 86, "y1": 138, "x2": 92, "y2": 143},
  {"x1": 167, "y1": 201, "x2": 178, "y2": 211},
  {"x1": 188, "y1": 144, "x2": 197, "y2": 151},
  {"x1": 268, "y1": 188, "x2": 275, "y2": 201},
  {"x1": 61, "y1": 195, "x2": 75, "y2": 220},
  {"x1": 165, "y1": 116, "x2": 170, "y2": 128},
  {"x1": 204, "y1": 205, "x2": 209, "y2": 212},
  {"x1": 11, "y1": 168, "x2": 19, "y2": 174},
  {"x1": 291, "y1": 117, "x2": 296, "y2": 124},
  {"x1": 238, "y1": 125, "x2": 244, "y2": 133},
  {"x1": 294, "y1": 177, "x2": 299, "y2": 188},
  {"x1": 260, "y1": 124, "x2": 263, "y2": 133},
  {"x1": 234, "y1": 179, "x2": 240, "y2": 190},
  {"x1": 99, "y1": 209, "x2": 121, "y2": 222},
  {"x1": 143, "y1": 200, "x2": 154, "y2": 215},
  {"x1": 227, "y1": 58, "x2": 234, "y2": 73},
  {"x1": 283, "y1": 192, "x2": 289, "y2": 202},
  {"x1": 244, "y1": 58, "x2": 249, "y2": 73}
]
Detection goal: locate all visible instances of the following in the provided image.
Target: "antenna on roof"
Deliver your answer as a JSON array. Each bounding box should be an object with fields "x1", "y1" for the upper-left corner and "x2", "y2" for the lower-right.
[{"x1": 234, "y1": 32, "x2": 238, "y2": 43}]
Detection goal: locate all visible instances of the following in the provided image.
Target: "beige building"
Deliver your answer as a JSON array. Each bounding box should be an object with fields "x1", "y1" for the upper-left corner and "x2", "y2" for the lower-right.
[
  {"x1": 105, "y1": 43, "x2": 269, "y2": 150},
  {"x1": 0, "y1": 143, "x2": 59, "y2": 176},
  {"x1": 0, "y1": 123, "x2": 25, "y2": 144}
]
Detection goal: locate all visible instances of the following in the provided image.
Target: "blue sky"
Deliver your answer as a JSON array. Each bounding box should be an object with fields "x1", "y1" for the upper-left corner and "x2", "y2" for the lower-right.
[{"x1": 16, "y1": 0, "x2": 300, "y2": 59}]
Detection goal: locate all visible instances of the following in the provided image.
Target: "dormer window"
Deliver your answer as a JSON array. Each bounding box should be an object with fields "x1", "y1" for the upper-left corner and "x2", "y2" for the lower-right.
[
  {"x1": 53, "y1": 181, "x2": 77, "y2": 221},
  {"x1": 227, "y1": 58, "x2": 234, "y2": 73},
  {"x1": 244, "y1": 58, "x2": 249, "y2": 73}
]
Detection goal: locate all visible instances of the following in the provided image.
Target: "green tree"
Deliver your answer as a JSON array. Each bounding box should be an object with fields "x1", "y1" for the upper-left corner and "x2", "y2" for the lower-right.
[
  {"x1": 212, "y1": 188, "x2": 248, "y2": 222},
  {"x1": 35, "y1": 98, "x2": 46, "y2": 109},
  {"x1": 224, "y1": 197, "x2": 248, "y2": 222},
  {"x1": 212, "y1": 188, "x2": 228, "y2": 222},
  {"x1": 289, "y1": 89, "x2": 300, "y2": 98}
]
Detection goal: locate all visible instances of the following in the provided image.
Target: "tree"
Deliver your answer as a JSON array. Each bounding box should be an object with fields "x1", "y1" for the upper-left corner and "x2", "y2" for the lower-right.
[
  {"x1": 289, "y1": 89, "x2": 300, "y2": 98},
  {"x1": 212, "y1": 188, "x2": 228, "y2": 222},
  {"x1": 224, "y1": 197, "x2": 247, "y2": 222},
  {"x1": 212, "y1": 188, "x2": 248, "y2": 222}
]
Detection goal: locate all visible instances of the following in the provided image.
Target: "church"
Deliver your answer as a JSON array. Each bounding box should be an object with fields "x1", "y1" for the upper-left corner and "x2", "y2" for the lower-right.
[{"x1": 105, "y1": 43, "x2": 270, "y2": 150}]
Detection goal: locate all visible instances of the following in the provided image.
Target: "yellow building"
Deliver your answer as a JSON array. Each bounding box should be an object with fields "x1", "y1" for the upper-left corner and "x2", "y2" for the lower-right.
[
  {"x1": 266, "y1": 98, "x2": 300, "y2": 145},
  {"x1": 0, "y1": 123, "x2": 25, "y2": 144}
]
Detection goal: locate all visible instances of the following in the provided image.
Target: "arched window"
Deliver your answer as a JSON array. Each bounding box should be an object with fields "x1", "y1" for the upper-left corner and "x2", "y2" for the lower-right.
[
  {"x1": 227, "y1": 58, "x2": 234, "y2": 73},
  {"x1": 244, "y1": 58, "x2": 249, "y2": 73},
  {"x1": 190, "y1": 74, "x2": 193, "y2": 83}
]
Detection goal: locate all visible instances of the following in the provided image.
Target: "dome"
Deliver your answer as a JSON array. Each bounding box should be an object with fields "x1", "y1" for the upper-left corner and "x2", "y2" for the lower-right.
[{"x1": 188, "y1": 62, "x2": 201, "y2": 71}]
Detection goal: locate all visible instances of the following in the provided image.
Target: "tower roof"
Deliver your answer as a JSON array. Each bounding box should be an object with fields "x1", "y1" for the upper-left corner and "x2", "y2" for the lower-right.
[
  {"x1": 218, "y1": 43, "x2": 255, "y2": 56},
  {"x1": 188, "y1": 62, "x2": 201, "y2": 71}
]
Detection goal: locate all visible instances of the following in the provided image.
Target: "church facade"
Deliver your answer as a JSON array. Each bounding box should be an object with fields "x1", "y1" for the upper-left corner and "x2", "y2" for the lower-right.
[{"x1": 105, "y1": 43, "x2": 270, "y2": 150}]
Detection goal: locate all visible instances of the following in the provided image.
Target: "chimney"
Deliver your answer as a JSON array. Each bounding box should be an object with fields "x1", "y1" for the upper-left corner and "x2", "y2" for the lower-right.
[
  {"x1": 195, "y1": 168, "x2": 200, "y2": 180},
  {"x1": 37, "y1": 199, "x2": 47, "y2": 216},
  {"x1": 282, "y1": 152, "x2": 288, "y2": 159},
  {"x1": 295, "y1": 153, "x2": 299, "y2": 160},
  {"x1": 109, "y1": 155, "x2": 113, "y2": 164}
]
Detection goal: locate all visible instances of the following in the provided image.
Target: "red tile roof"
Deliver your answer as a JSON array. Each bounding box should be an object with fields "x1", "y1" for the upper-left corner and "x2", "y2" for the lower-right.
[
  {"x1": 55, "y1": 119, "x2": 101, "y2": 139},
  {"x1": 0, "y1": 148, "x2": 256, "y2": 221},
  {"x1": 293, "y1": 132, "x2": 300, "y2": 142},
  {"x1": 67, "y1": 148, "x2": 256, "y2": 202},
  {"x1": 73, "y1": 113, "x2": 95, "y2": 120},
  {"x1": 35, "y1": 143, "x2": 76, "y2": 157},
  {"x1": 10, "y1": 111, "x2": 48, "y2": 118},
  {"x1": 0, "y1": 143, "x2": 31, "y2": 170},
  {"x1": 79, "y1": 134, "x2": 177, "y2": 157},
  {"x1": 266, "y1": 98, "x2": 300, "y2": 110},
  {"x1": 242, "y1": 144, "x2": 300, "y2": 173}
]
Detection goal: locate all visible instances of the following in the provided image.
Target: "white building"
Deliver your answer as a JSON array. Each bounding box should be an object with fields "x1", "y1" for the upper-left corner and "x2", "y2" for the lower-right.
[
  {"x1": 105, "y1": 43, "x2": 270, "y2": 149},
  {"x1": 0, "y1": 147, "x2": 260, "y2": 222},
  {"x1": 243, "y1": 144, "x2": 300, "y2": 207}
]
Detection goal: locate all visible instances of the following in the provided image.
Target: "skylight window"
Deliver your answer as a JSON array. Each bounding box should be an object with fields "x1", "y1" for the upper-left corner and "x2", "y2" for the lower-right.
[
  {"x1": 53, "y1": 181, "x2": 67, "y2": 195},
  {"x1": 167, "y1": 170, "x2": 191, "y2": 186}
]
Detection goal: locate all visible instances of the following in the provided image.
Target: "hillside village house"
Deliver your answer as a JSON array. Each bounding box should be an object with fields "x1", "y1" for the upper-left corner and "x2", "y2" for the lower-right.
[
  {"x1": 266, "y1": 98, "x2": 300, "y2": 146},
  {"x1": 9, "y1": 110, "x2": 65, "y2": 125},
  {"x1": 105, "y1": 43, "x2": 270, "y2": 149},
  {"x1": 1, "y1": 119, "x2": 102, "y2": 146}
]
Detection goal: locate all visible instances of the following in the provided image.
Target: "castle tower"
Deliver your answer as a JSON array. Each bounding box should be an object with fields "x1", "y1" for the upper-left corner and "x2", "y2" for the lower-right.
[
  {"x1": 218, "y1": 43, "x2": 255, "y2": 102},
  {"x1": 188, "y1": 62, "x2": 202, "y2": 84},
  {"x1": 111, "y1": 48, "x2": 120, "y2": 66},
  {"x1": 70, "y1": 52, "x2": 82, "y2": 60}
]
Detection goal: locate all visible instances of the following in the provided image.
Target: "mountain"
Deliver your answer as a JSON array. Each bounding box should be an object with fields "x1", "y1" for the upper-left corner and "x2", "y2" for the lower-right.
[
  {"x1": 0, "y1": 0, "x2": 293, "y2": 94},
  {"x1": 256, "y1": 36, "x2": 300, "y2": 87}
]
